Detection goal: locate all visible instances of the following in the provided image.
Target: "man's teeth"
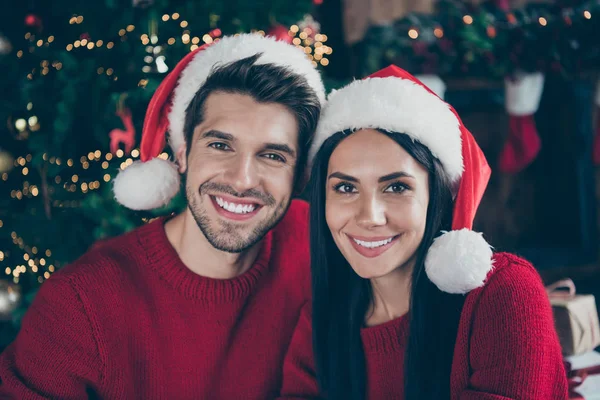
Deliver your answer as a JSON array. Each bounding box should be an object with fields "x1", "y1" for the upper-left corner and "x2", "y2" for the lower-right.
[
  {"x1": 353, "y1": 237, "x2": 394, "y2": 248},
  {"x1": 214, "y1": 197, "x2": 256, "y2": 214}
]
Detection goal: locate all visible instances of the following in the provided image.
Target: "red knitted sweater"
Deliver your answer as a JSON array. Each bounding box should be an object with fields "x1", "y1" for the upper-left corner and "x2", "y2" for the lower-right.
[
  {"x1": 279, "y1": 253, "x2": 569, "y2": 399},
  {"x1": 0, "y1": 200, "x2": 311, "y2": 400}
]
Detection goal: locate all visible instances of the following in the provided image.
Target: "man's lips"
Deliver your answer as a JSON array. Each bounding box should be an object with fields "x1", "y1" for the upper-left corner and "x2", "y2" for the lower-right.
[{"x1": 209, "y1": 195, "x2": 263, "y2": 221}]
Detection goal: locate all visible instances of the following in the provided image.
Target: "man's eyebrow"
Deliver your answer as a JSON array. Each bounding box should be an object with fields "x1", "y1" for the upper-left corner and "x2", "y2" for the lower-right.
[{"x1": 199, "y1": 130, "x2": 235, "y2": 141}]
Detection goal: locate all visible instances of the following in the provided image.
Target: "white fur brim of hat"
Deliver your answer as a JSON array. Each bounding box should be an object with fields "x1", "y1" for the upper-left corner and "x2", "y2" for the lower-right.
[
  {"x1": 309, "y1": 76, "x2": 463, "y2": 184},
  {"x1": 168, "y1": 33, "x2": 326, "y2": 154},
  {"x1": 504, "y1": 71, "x2": 545, "y2": 116}
]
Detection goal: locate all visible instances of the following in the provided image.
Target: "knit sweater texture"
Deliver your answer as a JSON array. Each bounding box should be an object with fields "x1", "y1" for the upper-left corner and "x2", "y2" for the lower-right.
[
  {"x1": 279, "y1": 252, "x2": 569, "y2": 399},
  {"x1": 0, "y1": 200, "x2": 311, "y2": 400}
]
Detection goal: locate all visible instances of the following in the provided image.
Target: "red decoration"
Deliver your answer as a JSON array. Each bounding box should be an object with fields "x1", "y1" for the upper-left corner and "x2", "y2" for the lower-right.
[
  {"x1": 24, "y1": 14, "x2": 43, "y2": 30},
  {"x1": 564, "y1": 360, "x2": 600, "y2": 399},
  {"x1": 109, "y1": 108, "x2": 136, "y2": 155},
  {"x1": 80, "y1": 33, "x2": 91, "y2": 41},
  {"x1": 314, "y1": 0, "x2": 323, "y2": 4},
  {"x1": 494, "y1": 0, "x2": 510, "y2": 12},
  {"x1": 267, "y1": 24, "x2": 293, "y2": 44},
  {"x1": 498, "y1": 115, "x2": 541, "y2": 173}
]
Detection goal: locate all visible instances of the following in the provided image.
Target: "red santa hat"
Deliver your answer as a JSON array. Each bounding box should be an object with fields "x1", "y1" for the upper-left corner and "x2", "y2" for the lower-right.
[
  {"x1": 308, "y1": 65, "x2": 493, "y2": 294},
  {"x1": 113, "y1": 33, "x2": 326, "y2": 210}
]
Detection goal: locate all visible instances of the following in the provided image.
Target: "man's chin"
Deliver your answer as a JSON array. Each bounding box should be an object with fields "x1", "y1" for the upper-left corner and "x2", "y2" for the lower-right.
[{"x1": 204, "y1": 230, "x2": 265, "y2": 254}]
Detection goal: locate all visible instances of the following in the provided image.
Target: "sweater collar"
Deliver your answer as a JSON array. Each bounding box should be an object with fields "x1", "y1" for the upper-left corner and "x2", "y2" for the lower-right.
[
  {"x1": 137, "y1": 217, "x2": 273, "y2": 303},
  {"x1": 360, "y1": 313, "x2": 409, "y2": 354}
]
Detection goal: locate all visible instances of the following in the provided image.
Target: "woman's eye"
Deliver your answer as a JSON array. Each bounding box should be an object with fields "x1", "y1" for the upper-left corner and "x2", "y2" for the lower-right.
[
  {"x1": 385, "y1": 182, "x2": 408, "y2": 193},
  {"x1": 334, "y1": 183, "x2": 357, "y2": 193}
]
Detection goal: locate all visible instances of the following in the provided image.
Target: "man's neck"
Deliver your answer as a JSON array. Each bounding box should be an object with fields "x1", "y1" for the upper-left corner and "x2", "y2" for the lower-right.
[{"x1": 164, "y1": 210, "x2": 263, "y2": 279}]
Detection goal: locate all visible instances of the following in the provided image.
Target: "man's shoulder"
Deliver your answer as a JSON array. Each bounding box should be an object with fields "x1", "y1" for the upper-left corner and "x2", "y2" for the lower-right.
[
  {"x1": 51, "y1": 221, "x2": 153, "y2": 288},
  {"x1": 273, "y1": 199, "x2": 309, "y2": 240},
  {"x1": 268, "y1": 199, "x2": 311, "y2": 298}
]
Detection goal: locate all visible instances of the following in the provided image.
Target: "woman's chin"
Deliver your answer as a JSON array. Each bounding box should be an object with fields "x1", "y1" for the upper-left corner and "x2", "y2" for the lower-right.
[{"x1": 349, "y1": 263, "x2": 395, "y2": 280}]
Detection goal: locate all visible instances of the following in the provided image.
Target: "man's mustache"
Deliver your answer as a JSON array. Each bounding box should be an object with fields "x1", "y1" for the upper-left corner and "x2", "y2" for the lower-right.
[{"x1": 200, "y1": 182, "x2": 275, "y2": 206}]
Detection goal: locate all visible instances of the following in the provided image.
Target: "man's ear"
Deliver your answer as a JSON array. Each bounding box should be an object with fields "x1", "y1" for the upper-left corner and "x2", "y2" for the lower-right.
[{"x1": 176, "y1": 144, "x2": 187, "y2": 174}]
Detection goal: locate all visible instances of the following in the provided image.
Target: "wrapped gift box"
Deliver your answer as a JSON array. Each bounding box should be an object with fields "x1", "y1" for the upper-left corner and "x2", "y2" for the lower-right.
[{"x1": 548, "y1": 280, "x2": 600, "y2": 356}]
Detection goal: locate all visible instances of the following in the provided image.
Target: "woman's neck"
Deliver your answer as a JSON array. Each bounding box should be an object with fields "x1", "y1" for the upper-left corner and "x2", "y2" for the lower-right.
[{"x1": 365, "y1": 261, "x2": 414, "y2": 327}]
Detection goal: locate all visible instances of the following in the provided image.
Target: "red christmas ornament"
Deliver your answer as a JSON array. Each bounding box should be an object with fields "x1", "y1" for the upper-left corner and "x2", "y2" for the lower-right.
[
  {"x1": 109, "y1": 108, "x2": 136, "y2": 156},
  {"x1": 267, "y1": 24, "x2": 293, "y2": 44},
  {"x1": 80, "y1": 33, "x2": 91, "y2": 41},
  {"x1": 24, "y1": 14, "x2": 43, "y2": 30},
  {"x1": 314, "y1": 0, "x2": 324, "y2": 4}
]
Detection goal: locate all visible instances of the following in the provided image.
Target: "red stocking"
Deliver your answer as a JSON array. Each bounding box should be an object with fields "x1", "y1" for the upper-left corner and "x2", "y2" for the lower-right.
[
  {"x1": 499, "y1": 115, "x2": 541, "y2": 173},
  {"x1": 501, "y1": 72, "x2": 545, "y2": 174}
]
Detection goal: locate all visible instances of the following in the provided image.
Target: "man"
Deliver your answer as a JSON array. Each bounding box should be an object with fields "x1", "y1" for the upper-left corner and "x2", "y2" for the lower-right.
[{"x1": 0, "y1": 34, "x2": 324, "y2": 399}]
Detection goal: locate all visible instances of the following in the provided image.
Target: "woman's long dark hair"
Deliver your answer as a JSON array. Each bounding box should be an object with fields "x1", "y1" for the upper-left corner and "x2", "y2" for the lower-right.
[{"x1": 310, "y1": 130, "x2": 466, "y2": 400}]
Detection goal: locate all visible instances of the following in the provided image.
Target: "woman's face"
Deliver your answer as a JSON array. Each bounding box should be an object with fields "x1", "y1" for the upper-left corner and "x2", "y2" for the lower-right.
[{"x1": 325, "y1": 129, "x2": 430, "y2": 279}]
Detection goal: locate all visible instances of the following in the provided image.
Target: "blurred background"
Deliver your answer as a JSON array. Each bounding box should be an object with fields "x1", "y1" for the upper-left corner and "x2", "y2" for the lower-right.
[{"x1": 0, "y1": 0, "x2": 599, "y2": 349}]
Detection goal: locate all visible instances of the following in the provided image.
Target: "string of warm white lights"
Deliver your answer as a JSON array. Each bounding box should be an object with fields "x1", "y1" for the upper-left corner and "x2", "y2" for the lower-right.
[
  {"x1": 17, "y1": 10, "x2": 330, "y2": 79},
  {"x1": 5, "y1": 10, "x2": 331, "y2": 287},
  {"x1": 4, "y1": 147, "x2": 169, "y2": 197},
  {"x1": 3, "y1": 228, "x2": 56, "y2": 284},
  {"x1": 375, "y1": 7, "x2": 593, "y2": 41},
  {"x1": 2, "y1": 145, "x2": 168, "y2": 283}
]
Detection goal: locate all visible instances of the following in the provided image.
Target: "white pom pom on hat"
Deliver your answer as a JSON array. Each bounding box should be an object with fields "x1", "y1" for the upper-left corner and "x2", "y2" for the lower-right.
[
  {"x1": 309, "y1": 65, "x2": 494, "y2": 294},
  {"x1": 113, "y1": 33, "x2": 326, "y2": 210},
  {"x1": 113, "y1": 157, "x2": 180, "y2": 210}
]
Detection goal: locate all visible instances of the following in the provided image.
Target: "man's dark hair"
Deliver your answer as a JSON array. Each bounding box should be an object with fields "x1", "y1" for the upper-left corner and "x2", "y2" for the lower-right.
[{"x1": 182, "y1": 54, "x2": 321, "y2": 189}]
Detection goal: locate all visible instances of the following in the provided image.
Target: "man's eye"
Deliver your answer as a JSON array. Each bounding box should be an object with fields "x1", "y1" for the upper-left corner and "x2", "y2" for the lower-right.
[
  {"x1": 263, "y1": 153, "x2": 285, "y2": 163},
  {"x1": 209, "y1": 142, "x2": 230, "y2": 151}
]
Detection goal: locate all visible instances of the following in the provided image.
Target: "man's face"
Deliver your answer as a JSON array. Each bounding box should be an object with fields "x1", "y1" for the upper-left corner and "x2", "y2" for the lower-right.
[{"x1": 179, "y1": 91, "x2": 299, "y2": 253}]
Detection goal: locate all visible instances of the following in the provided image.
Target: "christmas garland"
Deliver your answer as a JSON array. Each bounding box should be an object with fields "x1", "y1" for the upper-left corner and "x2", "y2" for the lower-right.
[{"x1": 362, "y1": 0, "x2": 600, "y2": 79}]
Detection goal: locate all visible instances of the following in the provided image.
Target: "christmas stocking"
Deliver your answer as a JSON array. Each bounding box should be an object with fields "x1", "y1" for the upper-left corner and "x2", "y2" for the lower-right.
[
  {"x1": 416, "y1": 74, "x2": 446, "y2": 100},
  {"x1": 593, "y1": 79, "x2": 600, "y2": 166},
  {"x1": 499, "y1": 71, "x2": 545, "y2": 173}
]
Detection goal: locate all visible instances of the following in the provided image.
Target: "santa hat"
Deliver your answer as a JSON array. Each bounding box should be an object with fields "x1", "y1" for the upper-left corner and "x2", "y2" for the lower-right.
[
  {"x1": 113, "y1": 33, "x2": 326, "y2": 210},
  {"x1": 499, "y1": 71, "x2": 545, "y2": 173},
  {"x1": 308, "y1": 65, "x2": 493, "y2": 294}
]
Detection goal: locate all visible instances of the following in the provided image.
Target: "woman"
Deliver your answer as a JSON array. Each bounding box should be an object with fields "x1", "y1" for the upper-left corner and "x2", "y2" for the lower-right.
[{"x1": 278, "y1": 66, "x2": 568, "y2": 399}]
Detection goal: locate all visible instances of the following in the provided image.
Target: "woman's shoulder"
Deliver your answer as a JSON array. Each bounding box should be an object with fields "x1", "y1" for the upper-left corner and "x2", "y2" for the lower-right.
[
  {"x1": 477, "y1": 251, "x2": 543, "y2": 294},
  {"x1": 464, "y1": 251, "x2": 551, "y2": 324},
  {"x1": 456, "y1": 253, "x2": 567, "y2": 399}
]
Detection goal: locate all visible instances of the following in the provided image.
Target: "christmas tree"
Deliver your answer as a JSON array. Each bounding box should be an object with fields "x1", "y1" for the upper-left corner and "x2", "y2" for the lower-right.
[{"x1": 0, "y1": 0, "x2": 330, "y2": 347}]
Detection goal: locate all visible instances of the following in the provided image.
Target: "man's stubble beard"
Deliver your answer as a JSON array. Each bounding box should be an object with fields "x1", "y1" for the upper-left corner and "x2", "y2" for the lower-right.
[{"x1": 185, "y1": 182, "x2": 291, "y2": 254}]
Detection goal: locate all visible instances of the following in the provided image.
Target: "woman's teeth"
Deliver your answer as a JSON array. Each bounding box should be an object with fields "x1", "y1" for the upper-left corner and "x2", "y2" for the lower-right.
[
  {"x1": 215, "y1": 196, "x2": 256, "y2": 214},
  {"x1": 352, "y1": 237, "x2": 394, "y2": 248}
]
